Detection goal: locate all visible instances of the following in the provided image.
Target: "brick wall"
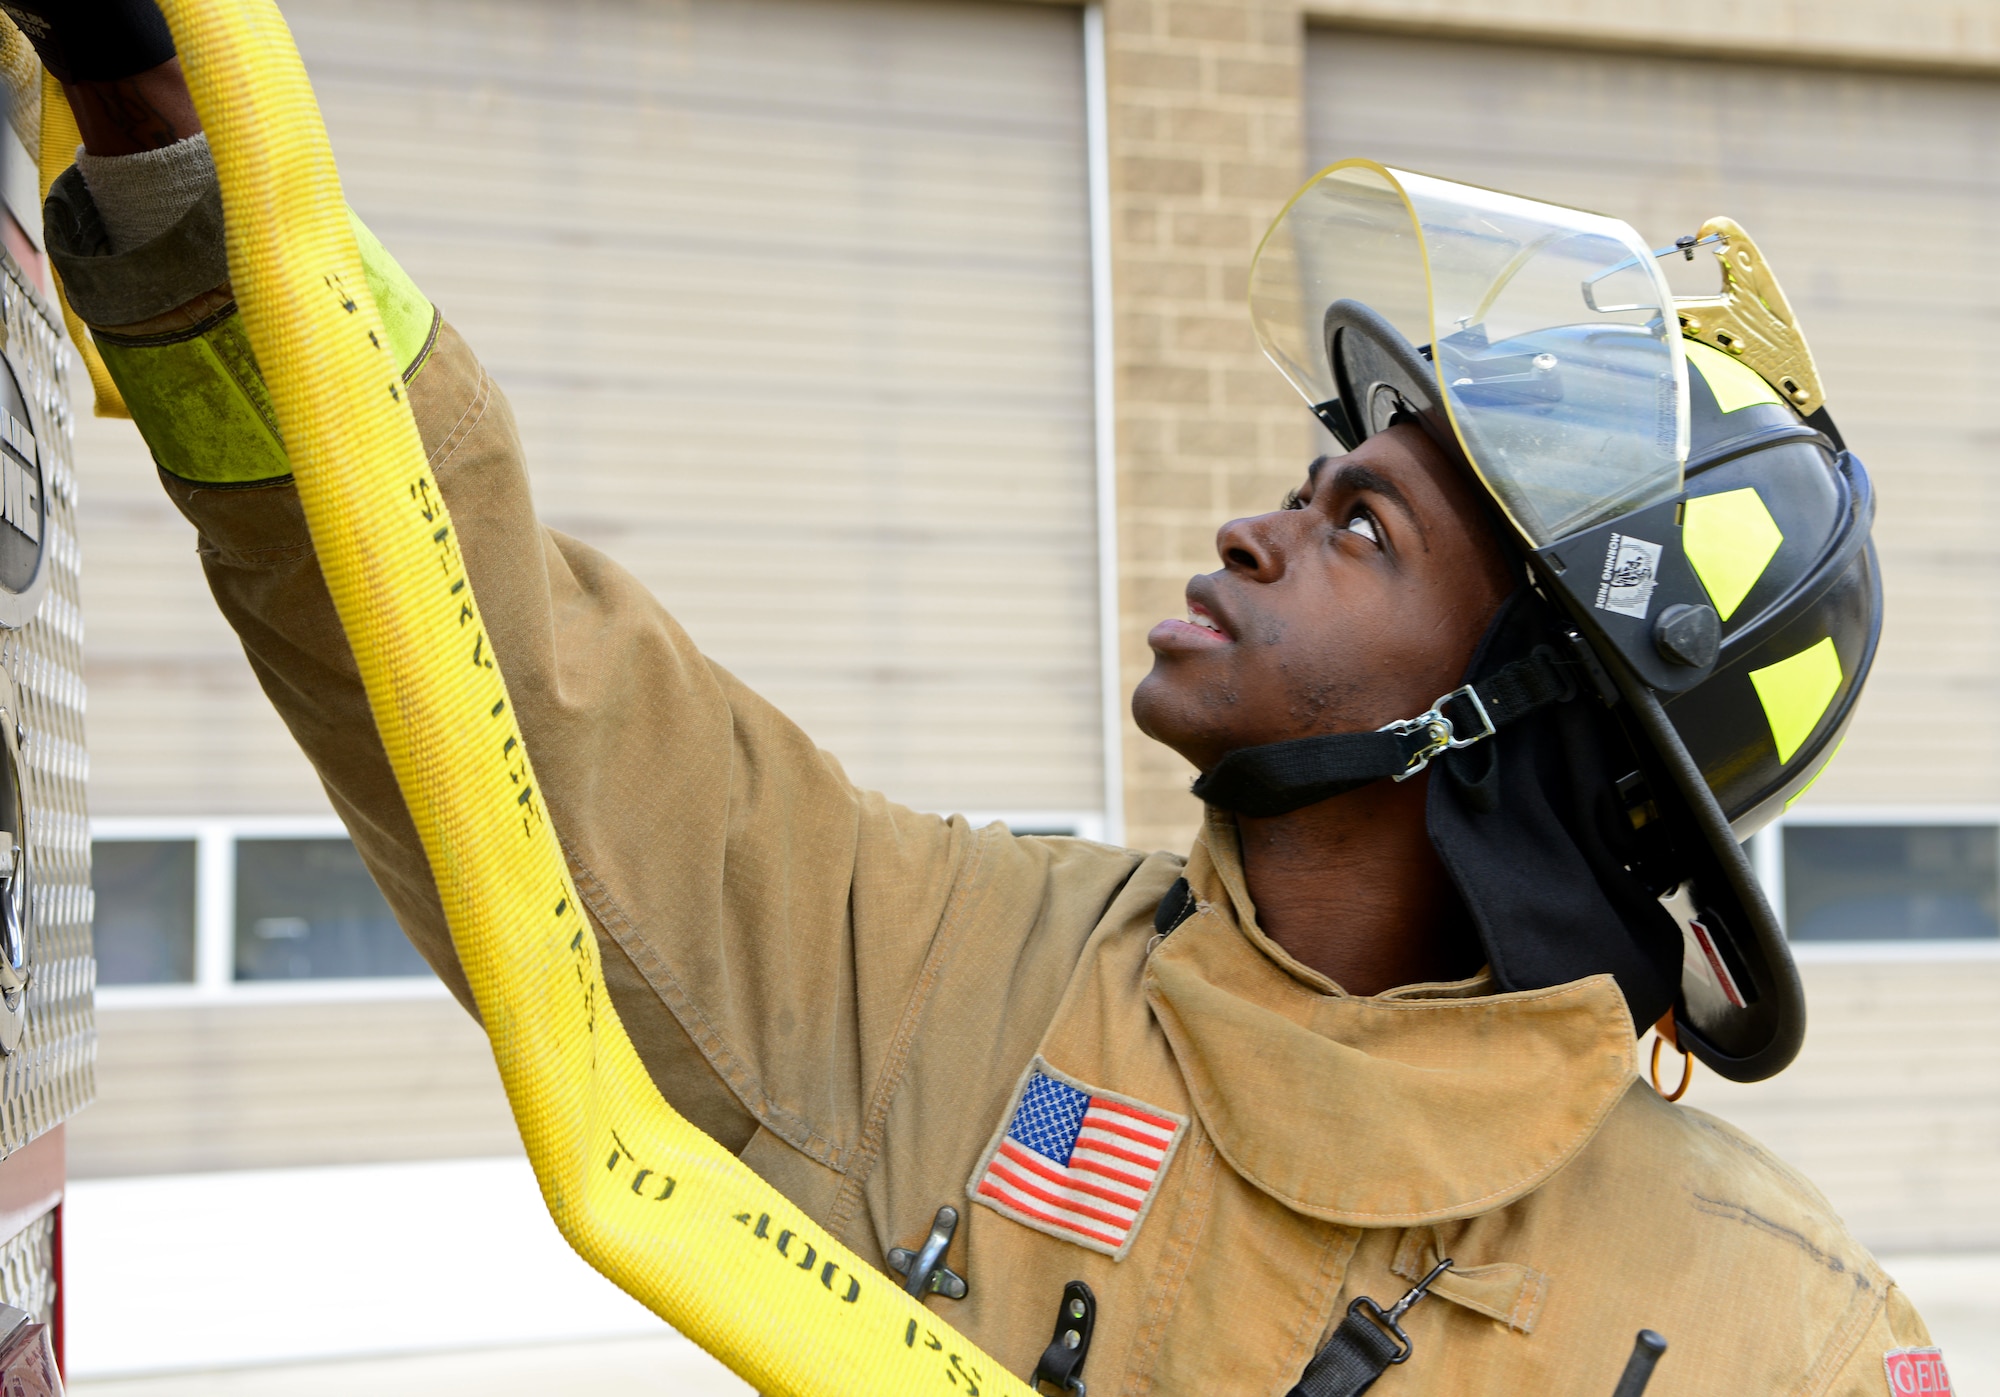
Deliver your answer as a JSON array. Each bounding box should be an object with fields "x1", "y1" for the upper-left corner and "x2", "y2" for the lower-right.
[{"x1": 1103, "y1": 0, "x2": 1314, "y2": 853}]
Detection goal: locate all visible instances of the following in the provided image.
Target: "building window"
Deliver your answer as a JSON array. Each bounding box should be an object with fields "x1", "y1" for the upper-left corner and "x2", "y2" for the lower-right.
[
  {"x1": 1783, "y1": 823, "x2": 1999, "y2": 942},
  {"x1": 91, "y1": 839, "x2": 197, "y2": 986},
  {"x1": 91, "y1": 818, "x2": 439, "y2": 1001},
  {"x1": 233, "y1": 838, "x2": 428, "y2": 982},
  {"x1": 1756, "y1": 813, "x2": 2000, "y2": 949}
]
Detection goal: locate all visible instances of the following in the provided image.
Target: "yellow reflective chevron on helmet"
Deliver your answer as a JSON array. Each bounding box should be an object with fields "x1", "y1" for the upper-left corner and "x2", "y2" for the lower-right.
[
  {"x1": 1684, "y1": 487, "x2": 1784, "y2": 622},
  {"x1": 1685, "y1": 340, "x2": 1782, "y2": 415},
  {"x1": 1785, "y1": 734, "x2": 1844, "y2": 811},
  {"x1": 1749, "y1": 637, "x2": 1842, "y2": 764}
]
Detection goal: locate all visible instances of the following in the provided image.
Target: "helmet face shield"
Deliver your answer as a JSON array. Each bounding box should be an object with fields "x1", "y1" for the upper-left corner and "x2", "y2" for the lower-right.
[{"x1": 1248, "y1": 160, "x2": 1688, "y2": 547}]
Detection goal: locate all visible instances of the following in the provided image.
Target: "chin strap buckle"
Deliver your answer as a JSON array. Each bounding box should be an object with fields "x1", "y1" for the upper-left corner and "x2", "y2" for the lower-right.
[{"x1": 1380, "y1": 685, "x2": 1495, "y2": 781}]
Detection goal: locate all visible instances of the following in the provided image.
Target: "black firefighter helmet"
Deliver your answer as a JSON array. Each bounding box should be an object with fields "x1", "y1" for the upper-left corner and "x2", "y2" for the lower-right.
[{"x1": 1219, "y1": 161, "x2": 1881, "y2": 1082}]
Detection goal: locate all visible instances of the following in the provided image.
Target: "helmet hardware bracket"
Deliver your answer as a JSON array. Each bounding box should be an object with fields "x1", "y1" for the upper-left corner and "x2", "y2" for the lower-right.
[{"x1": 1673, "y1": 217, "x2": 1825, "y2": 416}]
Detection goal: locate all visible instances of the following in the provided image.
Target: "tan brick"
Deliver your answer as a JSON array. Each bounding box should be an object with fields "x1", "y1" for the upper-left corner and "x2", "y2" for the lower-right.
[
  {"x1": 1110, "y1": 48, "x2": 1201, "y2": 93},
  {"x1": 1121, "y1": 362, "x2": 1212, "y2": 405},
  {"x1": 1215, "y1": 55, "x2": 1299, "y2": 99},
  {"x1": 1172, "y1": 310, "x2": 1257, "y2": 354},
  {"x1": 1220, "y1": 159, "x2": 1304, "y2": 201},
  {"x1": 1118, "y1": 309, "x2": 1170, "y2": 354},
  {"x1": 1103, "y1": 0, "x2": 1163, "y2": 40},
  {"x1": 1166, "y1": 1, "x2": 1252, "y2": 43},
  {"x1": 1171, "y1": 209, "x2": 1262, "y2": 252},
  {"x1": 1176, "y1": 418, "x2": 1260, "y2": 457},
  {"x1": 1133, "y1": 464, "x2": 1219, "y2": 509},
  {"x1": 1250, "y1": 4, "x2": 1302, "y2": 47},
  {"x1": 1129, "y1": 746, "x2": 1198, "y2": 786},
  {"x1": 1120, "y1": 257, "x2": 1210, "y2": 301},
  {"x1": 1144, "y1": 512, "x2": 1216, "y2": 564},
  {"x1": 1118, "y1": 154, "x2": 1207, "y2": 197},
  {"x1": 1120, "y1": 519, "x2": 1185, "y2": 568},
  {"x1": 1113, "y1": 100, "x2": 1167, "y2": 144},
  {"x1": 1221, "y1": 365, "x2": 1296, "y2": 407},
  {"x1": 1125, "y1": 575, "x2": 1199, "y2": 624},
  {"x1": 1164, "y1": 102, "x2": 1252, "y2": 149},
  {"x1": 1253, "y1": 106, "x2": 1310, "y2": 161},
  {"x1": 1119, "y1": 205, "x2": 1163, "y2": 246},
  {"x1": 1227, "y1": 467, "x2": 1307, "y2": 515},
  {"x1": 1118, "y1": 447, "x2": 1186, "y2": 484},
  {"x1": 1116, "y1": 415, "x2": 1174, "y2": 456}
]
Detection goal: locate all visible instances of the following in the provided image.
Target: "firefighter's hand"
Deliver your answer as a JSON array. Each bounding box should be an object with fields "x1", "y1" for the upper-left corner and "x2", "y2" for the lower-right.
[{"x1": 1, "y1": 0, "x2": 200, "y2": 156}]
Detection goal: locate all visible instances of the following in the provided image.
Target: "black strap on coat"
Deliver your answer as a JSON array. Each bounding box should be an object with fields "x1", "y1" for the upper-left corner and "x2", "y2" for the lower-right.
[
  {"x1": 1031, "y1": 1281, "x2": 1096, "y2": 1395},
  {"x1": 1287, "y1": 1261, "x2": 1452, "y2": 1397},
  {"x1": 1192, "y1": 649, "x2": 1575, "y2": 818},
  {"x1": 1288, "y1": 1307, "x2": 1406, "y2": 1397}
]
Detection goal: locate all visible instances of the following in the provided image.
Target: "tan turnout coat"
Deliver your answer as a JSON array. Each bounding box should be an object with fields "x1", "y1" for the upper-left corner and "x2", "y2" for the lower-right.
[{"x1": 73, "y1": 198, "x2": 1934, "y2": 1387}]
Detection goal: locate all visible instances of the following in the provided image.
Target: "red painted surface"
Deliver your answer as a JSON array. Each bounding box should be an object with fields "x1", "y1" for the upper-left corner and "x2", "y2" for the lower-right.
[
  {"x1": 0, "y1": 212, "x2": 46, "y2": 300},
  {"x1": 0, "y1": 1127, "x2": 62, "y2": 1251},
  {"x1": 48, "y1": 1201, "x2": 59, "y2": 1381}
]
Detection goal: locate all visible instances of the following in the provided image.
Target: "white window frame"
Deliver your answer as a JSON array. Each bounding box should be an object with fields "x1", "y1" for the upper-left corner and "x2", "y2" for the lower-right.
[
  {"x1": 1752, "y1": 806, "x2": 2000, "y2": 963},
  {"x1": 90, "y1": 815, "x2": 449, "y2": 1007},
  {"x1": 90, "y1": 809, "x2": 1109, "y2": 1008}
]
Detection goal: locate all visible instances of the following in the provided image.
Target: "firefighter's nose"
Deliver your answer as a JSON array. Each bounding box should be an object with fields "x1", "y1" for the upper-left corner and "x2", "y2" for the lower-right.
[{"x1": 1216, "y1": 514, "x2": 1285, "y2": 582}]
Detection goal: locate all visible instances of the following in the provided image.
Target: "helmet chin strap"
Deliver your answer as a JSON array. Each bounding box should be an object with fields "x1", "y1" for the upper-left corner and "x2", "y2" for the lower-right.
[{"x1": 1190, "y1": 648, "x2": 1578, "y2": 818}]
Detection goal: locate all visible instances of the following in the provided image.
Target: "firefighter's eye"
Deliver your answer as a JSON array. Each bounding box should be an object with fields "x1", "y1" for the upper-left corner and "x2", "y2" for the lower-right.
[
  {"x1": 1346, "y1": 510, "x2": 1380, "y2": 545},
  {"x1": 1281, "y1": 487, "x2": 1307, "y2": 511}
]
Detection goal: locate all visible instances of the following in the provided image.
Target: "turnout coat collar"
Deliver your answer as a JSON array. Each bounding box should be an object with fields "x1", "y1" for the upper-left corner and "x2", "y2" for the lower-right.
[{"x1": 1148, "y1": 813, "x2": 1638, "y2": 1228}]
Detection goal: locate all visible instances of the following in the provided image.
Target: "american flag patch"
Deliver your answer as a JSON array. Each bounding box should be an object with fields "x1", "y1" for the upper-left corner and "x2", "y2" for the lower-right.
[{"x1": 967, "y1": 1059, "x2": 1185, "y2": 1260}]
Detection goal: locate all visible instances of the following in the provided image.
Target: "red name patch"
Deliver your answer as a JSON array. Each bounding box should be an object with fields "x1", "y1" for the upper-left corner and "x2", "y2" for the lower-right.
[{"x1": 1884, "y1": 1348, "x2": 1953, "y2": 1396}]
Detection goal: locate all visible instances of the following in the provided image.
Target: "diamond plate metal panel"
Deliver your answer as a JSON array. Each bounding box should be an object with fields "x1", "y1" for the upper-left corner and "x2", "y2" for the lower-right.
[
  {"x1": 0, "y1": 255, "x2": 94, "y2": 1157},
  {"x1": 0, "y1": 1210, "x2": 51, "y2": 1327}
]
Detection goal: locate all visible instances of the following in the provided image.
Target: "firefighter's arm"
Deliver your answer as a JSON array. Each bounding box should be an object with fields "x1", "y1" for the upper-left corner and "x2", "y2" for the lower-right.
[
  {"x1": 1812, "y1": 1282, "x2": 1940, "y2": 1397},
  {"x1": 42, "y1": 141, "x2": 1141, "y2": 1216}
]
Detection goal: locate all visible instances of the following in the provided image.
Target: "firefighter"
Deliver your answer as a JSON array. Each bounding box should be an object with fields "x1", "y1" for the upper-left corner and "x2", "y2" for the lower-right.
[{"x1": 17, "y1": 4, "x2": 1946, "y2": 1393}]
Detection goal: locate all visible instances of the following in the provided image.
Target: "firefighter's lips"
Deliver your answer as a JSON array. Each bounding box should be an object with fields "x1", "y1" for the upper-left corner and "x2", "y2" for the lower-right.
[{"x1": 1149, "y1": 595, "x2": 1233, "y2": 651}]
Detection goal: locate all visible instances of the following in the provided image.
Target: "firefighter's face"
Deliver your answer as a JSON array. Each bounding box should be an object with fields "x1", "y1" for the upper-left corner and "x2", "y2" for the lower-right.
[{"x1": 1132, "y1": 423, "x2": 1516, "y2": 774}]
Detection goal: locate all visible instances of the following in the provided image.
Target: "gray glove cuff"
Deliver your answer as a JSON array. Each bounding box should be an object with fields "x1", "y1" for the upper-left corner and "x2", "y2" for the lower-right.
[
  {"x1": 75, "y1": 131, "x2": 214, "y2": 254},
  {"x1": 43, "y1": 159, "x2": 228, "y2": 328}
]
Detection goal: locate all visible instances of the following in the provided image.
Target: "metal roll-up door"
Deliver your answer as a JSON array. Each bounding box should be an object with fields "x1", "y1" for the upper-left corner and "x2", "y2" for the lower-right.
[
  {"x1": 1304, "y1": 27, "x2": 2000, "y2": 808},
  {"x1": 82, "y1": 0, "x2": 1101, "y2": 824}
]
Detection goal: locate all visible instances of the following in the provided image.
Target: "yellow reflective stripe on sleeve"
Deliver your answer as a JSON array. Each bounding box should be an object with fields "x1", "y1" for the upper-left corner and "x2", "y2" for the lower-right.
[
  {"x1": 96, "y1": 310, "x2": 292, "y2": 484},
  {"x1": 1685, "y1": 339, "x2": 1783, "y2": 414},
  {"x1": 1749, "y1": 636, "x2": 1842, "y2": 764},
  {"x1": 92, "y1": 219, "x2": 435, "y2": 485},
  {"x1": 349, "y1": 212, "x2": 438, "y2": 378},
  {"x1": 1683, "y1": 487, "x2": 1784, "y2": 622}
]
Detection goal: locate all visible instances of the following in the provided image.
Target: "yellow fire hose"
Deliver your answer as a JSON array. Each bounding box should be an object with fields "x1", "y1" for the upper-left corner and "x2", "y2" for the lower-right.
[{"x1": 52, "y1": 4, "x2": 1036, "y2": 1392}]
